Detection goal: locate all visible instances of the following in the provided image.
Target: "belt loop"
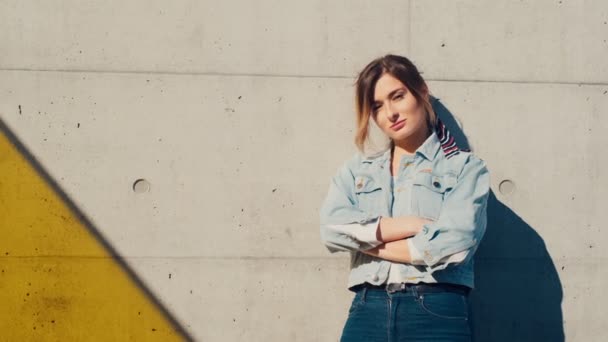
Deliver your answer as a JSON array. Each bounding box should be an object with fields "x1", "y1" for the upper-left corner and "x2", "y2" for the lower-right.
[
  {"x1": 411, "y1": 285, "x2": 420, "y2": 299},
  {"x1": 385, "y1": 283, "x2": 393, "y2": 294},
  {"x1": 361, "y1": 287, "x2": 368, "y2": 302}
]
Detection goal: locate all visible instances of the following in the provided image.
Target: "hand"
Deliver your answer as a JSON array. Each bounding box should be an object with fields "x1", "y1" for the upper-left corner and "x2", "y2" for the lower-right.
[{"x1": 411, "y1": 217, "x2": 434, "y2": 235}]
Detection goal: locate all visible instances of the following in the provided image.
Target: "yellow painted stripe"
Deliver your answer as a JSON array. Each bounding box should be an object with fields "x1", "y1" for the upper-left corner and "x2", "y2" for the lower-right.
[{"x1": 0, "y1": 122, "x2": 189, "y2": 341}]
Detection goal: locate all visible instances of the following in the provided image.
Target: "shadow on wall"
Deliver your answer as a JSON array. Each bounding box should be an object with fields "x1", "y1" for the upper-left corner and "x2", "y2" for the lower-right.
[
  {"x1": 433, "y1": 98, "x2": 565, "y2": 342},
  {"x1": 471, "y1": 192, "x2": 564, "y2": 342}
]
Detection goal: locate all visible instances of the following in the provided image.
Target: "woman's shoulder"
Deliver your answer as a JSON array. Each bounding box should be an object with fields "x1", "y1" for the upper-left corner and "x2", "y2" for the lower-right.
[
  {"x1": 435, "y1": 149, "x2": 488, "y2": 177},
  {"x1": 342, "y1": 148, "x2": 389, "y2": 171},
  {"x1": 329, "y1": 150, "x2": 388, "y2": 185}
]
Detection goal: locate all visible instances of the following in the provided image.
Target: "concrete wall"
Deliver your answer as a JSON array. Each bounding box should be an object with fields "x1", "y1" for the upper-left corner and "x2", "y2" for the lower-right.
[{"x1": 0, "y1": 0, "x2": 606, "y2": 341}]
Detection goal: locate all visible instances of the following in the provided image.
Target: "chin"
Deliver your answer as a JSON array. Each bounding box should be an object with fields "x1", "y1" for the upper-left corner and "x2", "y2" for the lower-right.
[{"x1": 391, "y1": 130, "x2": 415, "y2": 141}]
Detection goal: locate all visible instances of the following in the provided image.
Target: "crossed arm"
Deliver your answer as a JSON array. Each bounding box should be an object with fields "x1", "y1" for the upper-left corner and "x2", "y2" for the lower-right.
[
  {"x1": 320, "y1": 155, "x2": 489, "y2": 269},
  {"x1": 360, "y1": 216, "x2": 432, "y2": 264}
]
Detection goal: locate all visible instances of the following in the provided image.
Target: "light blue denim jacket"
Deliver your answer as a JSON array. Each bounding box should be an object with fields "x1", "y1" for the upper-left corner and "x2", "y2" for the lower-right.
[{"x1": 319, "y1": 125, "x2": 490, "y2": 289}]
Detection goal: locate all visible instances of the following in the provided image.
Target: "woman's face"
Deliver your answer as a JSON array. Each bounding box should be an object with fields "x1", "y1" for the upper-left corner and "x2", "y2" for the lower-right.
[{"x1": 371, "y1": 73, "x2": 429, "y2": 144}]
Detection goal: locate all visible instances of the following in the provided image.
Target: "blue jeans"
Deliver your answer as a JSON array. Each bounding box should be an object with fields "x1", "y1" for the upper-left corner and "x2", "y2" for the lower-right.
[{"x1": 341, "y1": 286, "x2": 472, "y2": 342}]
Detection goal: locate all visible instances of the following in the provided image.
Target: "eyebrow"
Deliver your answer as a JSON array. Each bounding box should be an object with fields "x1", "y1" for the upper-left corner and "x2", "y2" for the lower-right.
[{"x1": 373, "y1": 87, "x2": 406, "y2": 105}]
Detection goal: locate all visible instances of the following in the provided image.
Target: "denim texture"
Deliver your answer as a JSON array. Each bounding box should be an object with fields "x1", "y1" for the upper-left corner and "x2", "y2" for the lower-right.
[
  {"x1": 319, "y1": 131, "x2": 490, "y2": 289},
  {"x1": 341, "y1": 287, "x2": 472, "y2": 342}
]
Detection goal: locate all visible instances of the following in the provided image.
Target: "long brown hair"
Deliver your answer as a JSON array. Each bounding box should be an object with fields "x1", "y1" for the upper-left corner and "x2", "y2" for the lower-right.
[{"x1": 354, "y1": 55, "x2": 436, "y2": 152}]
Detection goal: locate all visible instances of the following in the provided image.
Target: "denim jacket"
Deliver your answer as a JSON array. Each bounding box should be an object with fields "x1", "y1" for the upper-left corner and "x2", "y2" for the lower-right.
[{"x1": 319, "y1": 122, "x2": 490, "y2": 289}]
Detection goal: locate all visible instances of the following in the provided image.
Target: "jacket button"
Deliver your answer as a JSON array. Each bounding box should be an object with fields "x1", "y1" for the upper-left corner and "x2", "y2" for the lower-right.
[
  {"x1": 372, "y1": 275, "x2": 379, "y2": 282},
  {"x1": 433, "y1": 181, "x2": 441, "y2": 188}
]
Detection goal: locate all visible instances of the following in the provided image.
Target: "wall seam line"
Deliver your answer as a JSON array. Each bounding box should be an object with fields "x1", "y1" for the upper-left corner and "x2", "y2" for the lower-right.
[{"x1": 1, "y1": 68, "x2": 607, "y2": 87}]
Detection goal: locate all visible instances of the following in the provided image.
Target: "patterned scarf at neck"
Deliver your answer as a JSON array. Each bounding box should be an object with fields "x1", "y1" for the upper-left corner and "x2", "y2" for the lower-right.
[{"x1": 435, "y1": 117, "x2": 469, "y2": 159}]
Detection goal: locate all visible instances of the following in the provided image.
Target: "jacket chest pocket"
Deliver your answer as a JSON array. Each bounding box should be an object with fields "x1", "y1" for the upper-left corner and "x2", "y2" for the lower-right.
[
  {"x1": 354, "y1": 175, "x2": 383, "y2": 213},
  {"x1": 411, "y1": 172, "x2": 456, "y2": 220}
]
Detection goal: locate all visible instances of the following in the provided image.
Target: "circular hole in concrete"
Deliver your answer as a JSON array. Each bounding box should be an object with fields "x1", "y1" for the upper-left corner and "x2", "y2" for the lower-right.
[
  {"x1": 133, "y1": 179, "x2": 151, "y2": 193},
  {"x1": 499, "y1": 179, "x2": 515, "y2": 196}
]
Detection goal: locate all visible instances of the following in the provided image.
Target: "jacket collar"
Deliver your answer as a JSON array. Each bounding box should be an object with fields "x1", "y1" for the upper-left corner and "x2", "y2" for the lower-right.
[
  {"x1": 361, "y1": 131, "x2": 441, "y2": 166},
  {"x1": 361, "y1": 115, "x2": 464, "y2": 166},
  {"x1": 415, "y1": 131, "x2": 441, "y2": 161}
]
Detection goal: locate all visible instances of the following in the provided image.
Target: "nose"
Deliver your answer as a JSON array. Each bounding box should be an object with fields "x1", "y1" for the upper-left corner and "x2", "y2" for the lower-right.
[{"x1": 384, "y1": 102, "x2": 399, "y2": 122}]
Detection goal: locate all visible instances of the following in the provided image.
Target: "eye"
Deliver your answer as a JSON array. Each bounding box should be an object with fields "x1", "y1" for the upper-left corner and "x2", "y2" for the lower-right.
[
  {"x1": 393, "y1": 93, "x2": 404, "y2": 100},
  {"x1": 371, "y1": 104, "x2": 381, "y2": 114}
]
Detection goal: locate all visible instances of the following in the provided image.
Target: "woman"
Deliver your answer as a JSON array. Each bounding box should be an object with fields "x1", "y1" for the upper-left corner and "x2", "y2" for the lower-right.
[{"x1": 319, "y1": 54, "x2": 490, "y2": 341}]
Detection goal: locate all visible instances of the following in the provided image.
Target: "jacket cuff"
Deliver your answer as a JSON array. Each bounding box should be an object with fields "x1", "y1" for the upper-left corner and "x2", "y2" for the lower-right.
[
  {"x1": 348, "y1": 217, "x2": 382, "y2": 248},
  {"x1": 326, "y1": 217, "x2": 383, "y2": 249},
  {"x1": 407, "y1": 239, "x2": 425, "y2": 265}
]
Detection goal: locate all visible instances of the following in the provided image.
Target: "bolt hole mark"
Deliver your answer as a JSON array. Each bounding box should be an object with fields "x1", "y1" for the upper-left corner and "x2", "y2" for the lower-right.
[
  {"x1": 133, "y1": 179, "x2": 151, "y2": 193},
  {"x1": 499, "y1": 179, "x2": 515, "y2": 196}
]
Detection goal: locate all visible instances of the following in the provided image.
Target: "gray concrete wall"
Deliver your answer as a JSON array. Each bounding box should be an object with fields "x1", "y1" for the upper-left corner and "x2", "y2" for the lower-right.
[{"x1": 1, "y1": 0, "x2": 606, "y2": 340}]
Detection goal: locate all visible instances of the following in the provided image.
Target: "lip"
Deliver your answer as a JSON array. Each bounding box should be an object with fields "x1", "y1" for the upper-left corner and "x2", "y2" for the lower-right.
[{"x1": 390, "y1": 119, "x2": 406, "y2": 130}]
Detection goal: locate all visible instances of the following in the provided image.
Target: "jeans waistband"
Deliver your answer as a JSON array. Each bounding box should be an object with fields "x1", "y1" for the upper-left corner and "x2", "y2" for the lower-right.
[{"x1": 351, "y1": 282, "x2": 470, "y2": 296}]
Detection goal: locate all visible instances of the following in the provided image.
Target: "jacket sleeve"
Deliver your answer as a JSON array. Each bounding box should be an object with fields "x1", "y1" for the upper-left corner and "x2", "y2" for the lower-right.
[
  {"x1": 410, "y1": 154, "x2": 490, "y2": 272},
  {"x1": 407, "y1": 239, "x2": 469, "y2": 265},
  {"x1": 319, "y1": 161, "x2": 384, "y2": 253}
]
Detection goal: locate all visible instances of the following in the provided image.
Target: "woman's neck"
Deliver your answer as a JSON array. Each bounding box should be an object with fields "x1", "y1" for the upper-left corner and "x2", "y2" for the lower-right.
[{"x1": 391, "y1": 127, "x2": 432, "y2": 163}]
